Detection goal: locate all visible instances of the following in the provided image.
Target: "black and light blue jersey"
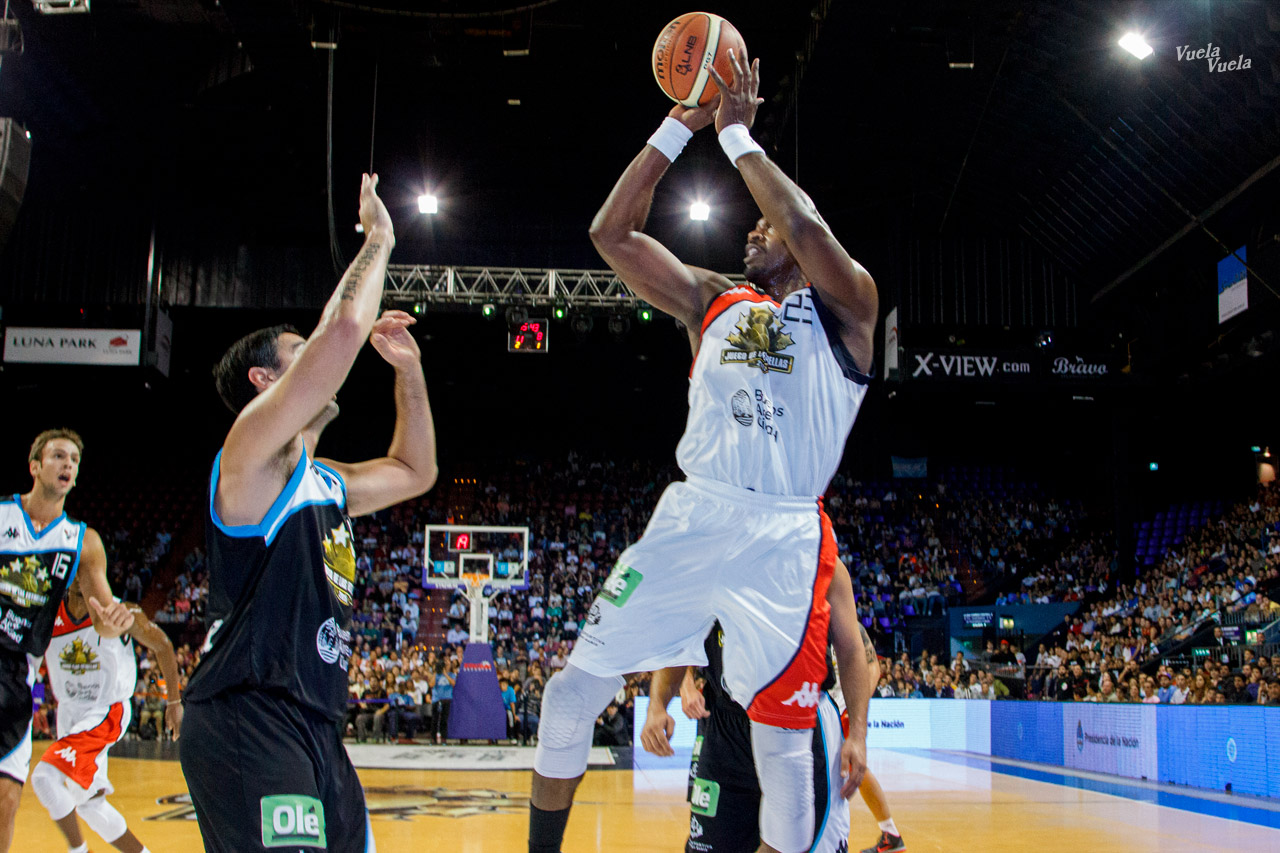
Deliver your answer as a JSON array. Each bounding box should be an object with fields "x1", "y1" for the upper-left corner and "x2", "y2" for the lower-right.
[
  {"x1": 184, "y1": 447, "x2": 356, "y2": 721},
  {"x1": 0, "y1": 495, "x2": 84, "y2": 657}
]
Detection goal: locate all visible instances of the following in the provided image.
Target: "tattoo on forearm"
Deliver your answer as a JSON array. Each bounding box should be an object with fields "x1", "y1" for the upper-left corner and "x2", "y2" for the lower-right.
[
  {"x1": 340, "y1": 241, "x2": 383, "y2": 301},
  {"x1": 858, "y1": 623, "x2": 876, "y2": 665}
]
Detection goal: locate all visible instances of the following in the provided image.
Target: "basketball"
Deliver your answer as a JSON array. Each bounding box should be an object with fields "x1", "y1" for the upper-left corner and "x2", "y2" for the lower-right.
[{"x1": 652, "y1": 12, "x2": 748, "y2": 108}]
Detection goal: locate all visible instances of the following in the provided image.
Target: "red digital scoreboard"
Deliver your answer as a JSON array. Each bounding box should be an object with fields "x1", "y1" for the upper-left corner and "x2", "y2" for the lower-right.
[
  {"x1": 447, "y1": 532, "x2": 472, "y2": 552},
  {"x1": 508, "y1": 318, "x2": 549, "y2": 353}
]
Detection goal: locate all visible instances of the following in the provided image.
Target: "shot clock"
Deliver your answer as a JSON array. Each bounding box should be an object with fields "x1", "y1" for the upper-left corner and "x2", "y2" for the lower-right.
[{"x1": 508, "y1": 318, "x2": 549, "y2": 353}]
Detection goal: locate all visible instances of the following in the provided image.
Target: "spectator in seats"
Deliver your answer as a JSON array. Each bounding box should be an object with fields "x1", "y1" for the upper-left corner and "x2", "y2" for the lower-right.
[
  {"x1": 356, "y1": 676, "x2": 389, "y2": 743},
  {"x1": 1126, "y1": 682, "x2": 1142, "y2": 703},
  {"x1": 500, "y1": 677, "x2": 518, "y2": 738},
  {"x1": 594, "y1": 701, "x2": 630, "y2": 746},
  {"x1": 1098, "y1": 677, "x2": 1121, "y2": 703},
  {"x1": 973, "y1": 672, "x2": 997, "y2": 701},
  {"x1": 1261, "y1": 678, "x2": 1280, "y2": 706},
  {"x1": 1170, "y1": 673, "x2": 1190, "y2": 705},
  {"x1": 1156, "y1": 672, "x2": 1175, "y2": 703},
  {"x1": 387, "y1": 683, "x2": 420, "y2": 743},
  {"x1": 875, "y1": 676, "x2": 895, "y2": 698},
  {"x1": 951, "y1": 651, "x2": 970, "y2": 678},
  {"x1": 1187, "y1": 674, "x2": 1210, "y2": 705},
  {"x1": 521, "y1": 665, "x2": 544, "y2": 743},
  {"x1": 918, "y1": 671, "x2": 937, "y2": 698}
]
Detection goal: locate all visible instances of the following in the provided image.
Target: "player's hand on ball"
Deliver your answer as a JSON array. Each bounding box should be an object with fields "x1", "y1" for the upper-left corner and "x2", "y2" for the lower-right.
[
  {"x1": 839, "y1": 734, "x2": 868, "y2": 799},
  {"x1": 88, "y1": 596, "x2": 135, "y2": 639},
  {"x1": 668, "y1": 97, "x2": 720, "y2": 134},
  {"x1": 640, "y1": 706, "x2": 676, "y2": 757},
  {"x1": 370, "y1": 310, "x2": 421, "y2": 370},
  {"x1": 708, "y1": 49, "x2": 763, "y2": 133},
  {"x1": 165, "y1": 701, "x2": 184, "y2": 741},
  {"x1": 358, "y1": 173, "x2": 395, "y2": 245}
]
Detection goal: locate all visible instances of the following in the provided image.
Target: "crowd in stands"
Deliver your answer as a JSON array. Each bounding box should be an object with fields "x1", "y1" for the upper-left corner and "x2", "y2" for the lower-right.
[{"x1": 30, "y1": 459, "x2": 1280, "y2": 747}]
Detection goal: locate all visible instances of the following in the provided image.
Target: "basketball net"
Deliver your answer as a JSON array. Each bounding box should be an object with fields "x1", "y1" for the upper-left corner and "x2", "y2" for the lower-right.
[{"x1": 462, "y1": 572, "x2": 497, "y2": 645}]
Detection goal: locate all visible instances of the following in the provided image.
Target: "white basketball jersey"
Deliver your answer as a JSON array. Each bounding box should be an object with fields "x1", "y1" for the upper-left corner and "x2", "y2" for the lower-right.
[
  {"x1": 45, "y1": 600, "x2": 137, "y2": 733},
  {"x1": 676, "y1": 285, "x2": 869, "y2": 497}
]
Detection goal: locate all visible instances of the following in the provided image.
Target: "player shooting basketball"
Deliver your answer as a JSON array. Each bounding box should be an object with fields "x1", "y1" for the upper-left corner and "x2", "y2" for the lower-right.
[{"x1": 529, "y1": 47, "x2": 878, "y2": 853}]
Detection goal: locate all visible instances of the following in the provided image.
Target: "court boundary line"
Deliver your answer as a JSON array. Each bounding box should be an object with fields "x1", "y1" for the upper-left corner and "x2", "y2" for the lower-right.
[{"x1": 895, "y1": 748, "x2": 1280, "y2": 831}]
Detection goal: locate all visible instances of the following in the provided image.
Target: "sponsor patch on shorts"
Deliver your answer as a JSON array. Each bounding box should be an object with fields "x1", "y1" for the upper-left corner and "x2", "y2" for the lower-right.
[
  {"x1": 260, "y1": 794, "x2": 326, "y2": 848},
  {"x1": 689, "y1": 777, "x2": 720, "y2": 817},
  {"x1": 599, "y1": 563, "x2": 642, "y2": 607}
]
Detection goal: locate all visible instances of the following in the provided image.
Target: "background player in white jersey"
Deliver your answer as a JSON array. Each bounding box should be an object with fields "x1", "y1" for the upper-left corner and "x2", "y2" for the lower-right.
[
  {"x1": 531, "y1": 50, "x2": 877, "y2": 853},
  {"x1": 0, "y1": 430, "x2": 134, "y2": 853},
  {"x1": 33, "y1": 573, "x2": 181, "y2": 853},
  {"x1": 642, "y1": 559, "x2": 872, "y2": 853}
]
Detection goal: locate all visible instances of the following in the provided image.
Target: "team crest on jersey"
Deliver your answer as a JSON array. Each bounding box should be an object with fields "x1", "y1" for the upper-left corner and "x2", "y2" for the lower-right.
[
  {"x1": 721, "y1": 306, "x2": 795, "y2": 373},
  {"x1": 322, "y1": 522, "x2": 357, "y2": 606},
  {"x1": 59, "y1": 637, "x2": 101, "y2": 675},
  {"x1": 0, "y1": 554, "x2": 52, "y2": 607}
]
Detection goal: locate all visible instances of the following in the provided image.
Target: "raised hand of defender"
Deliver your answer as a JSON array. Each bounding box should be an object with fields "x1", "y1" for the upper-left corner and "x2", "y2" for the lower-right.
[
  {"x1": 708, "y1": 49, "x2": 764, "y2": 133},
  {"x1": 369, "y1": 310, "x2": 421, "y2": 370},
  {"x1": 668, "y1": 96, "x2": 721, "y2": 134},
  {"x1": 358, "y1": 173, "x2": 395, "y2": 245},
  {"x1": 88, "y1": 596, "x2": 135, "y2": 639},
  {"x1": 640, "y1": 703, "x2": 676, "y2": 757},
  {"x1": 839, "y1": 733, "x2": 868, "y2": 799}
]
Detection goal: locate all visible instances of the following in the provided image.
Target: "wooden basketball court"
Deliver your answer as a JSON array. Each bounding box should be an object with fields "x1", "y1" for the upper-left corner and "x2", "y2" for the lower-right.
[{"x1": 13, "y1": 748, "x2": 1279, "y2": 851}]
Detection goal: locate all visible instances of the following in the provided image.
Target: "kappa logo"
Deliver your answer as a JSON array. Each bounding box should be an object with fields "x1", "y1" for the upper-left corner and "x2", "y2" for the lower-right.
[
  {"x1": 3, "y1": 528, "x2": 16, "y2": 539},
  {"x1": 586, "y1": 603, "x2": 602, "y2": 626},
  {"x1": 780, "y1": 682, "x2": 821, "y2": 708},
  {"x1": 55, "y1": 746, "x2": 77, "y2": 766},
  {"x1": 64, "y1": 527, "x2": 76, "y2": 541},
  {"x1": 689, "y1": 815, "x2": 704, "y2": 839},
  {"x1": 721, "y1": 306, "x2": 795, "y2": 374}
]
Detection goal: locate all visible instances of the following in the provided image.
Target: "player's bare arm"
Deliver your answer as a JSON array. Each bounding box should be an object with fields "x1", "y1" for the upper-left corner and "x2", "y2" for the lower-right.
[
  {"x1": 640, "y1": 665, "x2": 690, "y2": 757},
  {"x1": 709, "y1": 53, "x2": 878, "y2": 371},
  {"x1": 77, "y1": 528, "x2": 134, "y2": 639},
  {"x1": 827, "y1": 557, "x2": 870, "y2": 797},
  {"x1": 126, "y1": 603, "x2": 184, "y2": 738},
  {"x1": 589, "y1": 103, "x2": 735, "y2": 332},
  {"x1": 319, "y1": 310, "x2": 438, "y2": 516},
  {"x1": 218, "y1": 174, "x2": 395, "y2": 525}
]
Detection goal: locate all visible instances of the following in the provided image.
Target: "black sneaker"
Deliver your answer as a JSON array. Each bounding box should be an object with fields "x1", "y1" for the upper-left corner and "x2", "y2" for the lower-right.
[{"x1": 860, "y1": 831, "x2": 906, "y2": 853}]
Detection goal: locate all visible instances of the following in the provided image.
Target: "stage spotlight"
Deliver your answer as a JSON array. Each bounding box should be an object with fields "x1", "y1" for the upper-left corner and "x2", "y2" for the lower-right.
[
  {"x1": 608, "y1": 313, "x2": 630, "y2": 339},
  {"x1": 482, "y1": 303, "x2": 496, "y2": 318},
  {"x1": 412, "y1": 303, "x2": 424, "y2": 315},
  {"x1": 505, "y1": 305, "x2": 529, "y2": 328},
  {"x1": 690, "y1": 202, "x2": 710, "y2": 221},
  {"x1": 570, "y1": 312, "x2": 594, "y2": 338},
  {"x1": 553, "y1": 299, "x2": 567, "y2": 321},
  {"x1": 1119, "y1": 33, "x2": 1153, "y2": 59},
  {"x1": 418, "y1": 194, "x2": 439, "y2": 214},
  {"x1": 637, "y1": 305, "x2": 653, "y2": 323}
]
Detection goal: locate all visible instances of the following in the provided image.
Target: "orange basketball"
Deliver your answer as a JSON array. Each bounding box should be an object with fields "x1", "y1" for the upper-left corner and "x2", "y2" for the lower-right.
[{"x1": 652, "y1": 12, "x2": 747, "y2": 108}]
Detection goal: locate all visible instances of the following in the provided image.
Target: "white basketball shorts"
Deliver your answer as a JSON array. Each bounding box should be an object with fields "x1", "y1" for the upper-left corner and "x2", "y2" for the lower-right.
[{"x1": 571, "y1": 475, "x2": 836, "y2": 728}]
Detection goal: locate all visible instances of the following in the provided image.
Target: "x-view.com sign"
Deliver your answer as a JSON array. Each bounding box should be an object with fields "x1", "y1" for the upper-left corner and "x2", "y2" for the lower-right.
[
  {"x1": 909, "y1": 350, "x2": 1032, "y2": 380},
  {"x1": 905, "y1": 349, "x2": 1110, "y2": 383}
]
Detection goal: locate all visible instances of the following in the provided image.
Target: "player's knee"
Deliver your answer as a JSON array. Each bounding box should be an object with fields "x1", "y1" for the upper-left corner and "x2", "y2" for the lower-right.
[
  {"x1": 0, "y1": 777, "x2": 21, "y2": 813},
  {"x1": 76, "y1": 795, "x2": 128, "y2": 843},
  {"x1": 30, "y1": 762, "x2": 76, "y2": 821},
  {"x1": 533, "y1": 664, "x2": 622, "y2": 779}
]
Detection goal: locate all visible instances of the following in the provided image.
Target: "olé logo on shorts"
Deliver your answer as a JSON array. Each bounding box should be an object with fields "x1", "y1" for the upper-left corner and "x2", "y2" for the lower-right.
[
  {"x1": 599, "y1": 563, "x2": 643, "y2": 607},
  {"x1": 260, "y1": 795, "x2": 326, "y2": 848},
  {"x1": 689, "y1": 778, "x2": 720, "y2": 817}
]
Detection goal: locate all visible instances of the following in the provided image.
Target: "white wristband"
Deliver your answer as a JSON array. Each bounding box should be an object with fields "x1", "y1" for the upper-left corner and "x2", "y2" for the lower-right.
[
  {"x1": 718, "y1": 123, "x2": 765, "y2": 167},
  {"x1": 646, "y1": 117, "x2": 694, "y2": 163}
]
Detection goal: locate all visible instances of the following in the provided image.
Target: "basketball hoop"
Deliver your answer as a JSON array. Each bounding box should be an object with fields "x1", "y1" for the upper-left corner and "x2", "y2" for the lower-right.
[{"x1": 462, "y1": 572, "x2": 490, "y2": 591}]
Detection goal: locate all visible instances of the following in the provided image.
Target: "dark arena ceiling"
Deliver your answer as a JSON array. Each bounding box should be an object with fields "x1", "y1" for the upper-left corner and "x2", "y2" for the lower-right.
[{"x1": 0, "y1": 0, "x2": 1278, "y2": 379}]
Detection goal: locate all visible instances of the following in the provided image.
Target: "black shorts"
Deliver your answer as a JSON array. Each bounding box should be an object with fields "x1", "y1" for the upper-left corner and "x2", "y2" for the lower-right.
[
  {"x1": 686, "y1": 705, "x2": 831, "y2": 853},
  {"x1": 0, "y1": 650, "x2": 34, "y2": 785},
  {"x1": 179, "y1": 689, "x2": 370, "y2": 852}
]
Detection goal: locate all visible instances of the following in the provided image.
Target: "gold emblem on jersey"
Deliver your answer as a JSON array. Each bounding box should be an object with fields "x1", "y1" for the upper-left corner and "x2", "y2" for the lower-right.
[
  {"x1": 322, "y1": 522, "x2": 356, "y2": 607},
  {"x1": 59, "y1": 637, "x2": 101, "y2": 675},
  {"x1": 0, "y1": 554, "x2": 52, "y2": 607},
  {"x1": 721, "y1": 306, "x2": 795, "y2": 374}
]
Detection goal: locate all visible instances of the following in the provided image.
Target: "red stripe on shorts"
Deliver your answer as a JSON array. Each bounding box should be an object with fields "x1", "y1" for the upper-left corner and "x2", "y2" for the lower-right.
[
  {"x1": 746, "y1": 501, "x2": 837, "y2": 728},
  {"x1": 39, "y1": 702, "x2": 125, "y2": 790}
]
